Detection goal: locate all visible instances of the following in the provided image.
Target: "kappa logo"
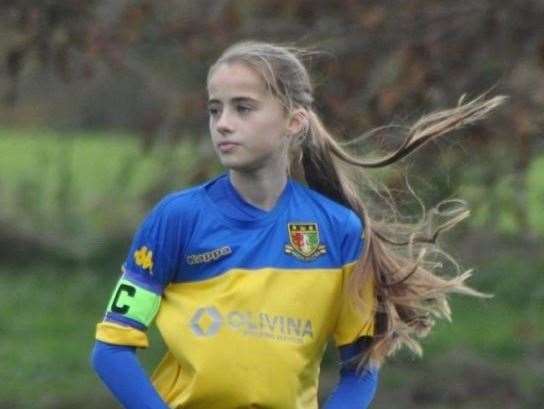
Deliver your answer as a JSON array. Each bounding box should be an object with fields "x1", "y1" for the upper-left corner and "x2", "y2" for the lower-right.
[
  {"x1": 186, "y1": 246, "x2": 232, "y2": 265},
  {"x1": 285, "y1": 223, "x2": 326, "y2": 261},
  {"x1": 189, "y1": 305, "x2": 314, "y2": 344},
  {"x1": 134, "y1": 246, "x2": 153, "y2": 272}
]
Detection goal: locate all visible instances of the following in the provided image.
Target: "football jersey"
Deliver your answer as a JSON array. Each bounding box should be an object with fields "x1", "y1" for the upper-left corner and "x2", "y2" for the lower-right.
[{"x1": 95, "y1": 173, "x2": 375, "y2": 409}]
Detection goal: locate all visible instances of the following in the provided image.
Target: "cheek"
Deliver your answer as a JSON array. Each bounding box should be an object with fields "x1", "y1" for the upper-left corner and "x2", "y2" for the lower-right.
[
  {"x1": 250, "y1": 121, "x2": 287, "y2": 153},
  {"x1": 253, "y1": 109, "x2": 288, "y2": 138}
]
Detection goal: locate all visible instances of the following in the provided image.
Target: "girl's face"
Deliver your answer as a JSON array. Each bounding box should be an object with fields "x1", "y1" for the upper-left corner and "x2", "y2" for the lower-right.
[{"x1": 207, "y1": 62, "x2": 293, "y2": 173}]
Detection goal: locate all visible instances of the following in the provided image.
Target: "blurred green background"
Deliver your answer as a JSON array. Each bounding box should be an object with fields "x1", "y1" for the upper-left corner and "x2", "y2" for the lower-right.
[{"x1": 1, "y1": 1, "x2": 543, "y2": 408}]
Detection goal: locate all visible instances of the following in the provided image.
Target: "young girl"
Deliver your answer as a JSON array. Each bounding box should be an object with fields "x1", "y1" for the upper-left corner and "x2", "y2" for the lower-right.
[{"x1": 91, "y1": 41, "x2": 504, "y2": 408}]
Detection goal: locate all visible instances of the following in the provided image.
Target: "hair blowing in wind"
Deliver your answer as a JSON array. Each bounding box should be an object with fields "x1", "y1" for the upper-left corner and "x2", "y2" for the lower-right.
[{"x1": 208, "y1": 40, "x2": 507, "y2": 368}]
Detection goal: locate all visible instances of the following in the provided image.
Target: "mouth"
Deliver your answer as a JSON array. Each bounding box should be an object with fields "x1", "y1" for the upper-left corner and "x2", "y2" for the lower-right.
[{"x1": 217, "y1": 141, "x2": 240, "y2": 153}]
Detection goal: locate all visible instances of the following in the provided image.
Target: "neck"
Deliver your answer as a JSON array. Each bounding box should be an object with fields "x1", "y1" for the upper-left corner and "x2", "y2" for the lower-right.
[{"x1": 228, "y1": 167, "x2": 288, "y2": 211}]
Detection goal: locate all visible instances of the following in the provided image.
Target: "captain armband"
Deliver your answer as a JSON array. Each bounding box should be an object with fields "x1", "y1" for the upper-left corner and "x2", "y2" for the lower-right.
[{"x1": 106, "y1": 278, "x2": 161, "y2": 327}]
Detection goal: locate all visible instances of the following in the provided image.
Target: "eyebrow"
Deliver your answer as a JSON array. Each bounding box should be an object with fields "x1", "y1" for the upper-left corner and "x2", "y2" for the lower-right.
[{"x1": 207, "y1": 96, "x2": 260, "y2": 105}]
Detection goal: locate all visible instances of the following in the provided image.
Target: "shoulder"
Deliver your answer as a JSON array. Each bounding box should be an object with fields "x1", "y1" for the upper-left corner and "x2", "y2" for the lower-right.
[
  {"x1": 290, "y1": 179, "x2": 363, "y2": 233},
  {"x1": 147, "y1": 179, "x2": 210, "y2": 220}
]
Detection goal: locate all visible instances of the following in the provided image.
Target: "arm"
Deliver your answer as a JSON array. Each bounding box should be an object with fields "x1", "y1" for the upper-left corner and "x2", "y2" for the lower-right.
[
  {"x1": 323, "y1": 367, "x2": 378, "y2": 409},
  {"x1": 327, "y1": 211, "x2": 379, "y2": 407},
  {"x1": 91, "y1": 271, "x2": 167, "y2": 408},
  {"x1": 90, "y1": 341, "x2": 169, "y2": 409},
  {"x1": 91, "y1": 196, "x2": 183, "y2": 408},
  {"x1": 323, "y1": 337, "x2": 379, "y2": 409}
]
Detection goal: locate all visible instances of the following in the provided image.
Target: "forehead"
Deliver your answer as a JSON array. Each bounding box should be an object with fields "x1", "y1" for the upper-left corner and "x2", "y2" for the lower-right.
[{"x1": 207, "y1": 62, "x2": 268, "y2": 100}]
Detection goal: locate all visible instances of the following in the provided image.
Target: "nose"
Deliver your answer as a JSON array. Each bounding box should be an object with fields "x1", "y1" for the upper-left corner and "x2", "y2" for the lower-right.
[{"x1": 215, "y1": 108, "x2": 234, "y2": 135}]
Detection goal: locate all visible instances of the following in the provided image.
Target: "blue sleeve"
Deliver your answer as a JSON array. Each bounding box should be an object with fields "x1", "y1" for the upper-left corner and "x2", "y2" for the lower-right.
[
  {"x1": 90, "y1": 341, "x2": 169, "y2": 409},
  {"x1": 324, "y1": 337, "x2": 379, "y2": 408},
  {"x1": 341, "y1": 210, "x2": 364, "y2": 264},
  {"x1": 323, "y1": 367, "x2": 378, "y2": 409},
  {"x1": 102, "y1": 195, "x2": 185, "y2": 334},
  {"x1": 122, "y1": 194, "x2": 184, "y2": 292}
]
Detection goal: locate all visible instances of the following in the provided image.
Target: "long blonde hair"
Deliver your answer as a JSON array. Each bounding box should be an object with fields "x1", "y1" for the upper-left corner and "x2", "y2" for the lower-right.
[{"x1": 207, "y1": 40, "x2": 506, "y2": 368}]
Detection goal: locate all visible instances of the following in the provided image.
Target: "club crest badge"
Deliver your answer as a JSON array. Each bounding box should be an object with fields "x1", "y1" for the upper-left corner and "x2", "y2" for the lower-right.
[{"x1": 285, "y1": 223, "x2": 327, "y2": 261}]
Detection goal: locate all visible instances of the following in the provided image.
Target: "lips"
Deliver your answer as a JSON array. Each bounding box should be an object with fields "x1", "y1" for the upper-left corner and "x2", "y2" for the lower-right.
[{"x1": 217, "y1": 141, "x2": 240, "y2": 152}]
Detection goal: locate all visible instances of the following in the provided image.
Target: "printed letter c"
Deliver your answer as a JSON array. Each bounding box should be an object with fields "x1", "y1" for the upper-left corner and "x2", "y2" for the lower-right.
[{"x1": 111, "y1": 284, "x2": 136, "y2": 314}]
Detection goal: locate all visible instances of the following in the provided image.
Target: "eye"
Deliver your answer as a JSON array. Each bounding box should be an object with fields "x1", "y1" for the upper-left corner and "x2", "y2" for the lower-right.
[
  {"x1": 208, "y1": 107, "x2": 220, "y2": 116},
  {"x1": 237, "y1": 105, "x2": 252, "y2": 114}
]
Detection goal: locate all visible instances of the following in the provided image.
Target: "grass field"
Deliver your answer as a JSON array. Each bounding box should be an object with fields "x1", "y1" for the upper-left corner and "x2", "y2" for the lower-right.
[{"x1": 0, "y1": 127, "x2": 199, "y2": 241}]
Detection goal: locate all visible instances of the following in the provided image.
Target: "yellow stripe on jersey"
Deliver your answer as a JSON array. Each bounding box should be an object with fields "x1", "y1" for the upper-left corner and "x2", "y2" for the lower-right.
[
  {"x1": 149, "y1": 265, "x2": 375, "y2": 409},
  {"x1": 334, "y1": 261, "x2": 376, "y2": 346},
  {"x1": 95, "y1": 321, "x2": 149, "y2": 348}
]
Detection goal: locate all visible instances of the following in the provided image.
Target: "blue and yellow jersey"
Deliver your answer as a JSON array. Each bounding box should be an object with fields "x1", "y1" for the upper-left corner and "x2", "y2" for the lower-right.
[{"x1": 95, "y1": 173, "x2": 375, "y2": 409}]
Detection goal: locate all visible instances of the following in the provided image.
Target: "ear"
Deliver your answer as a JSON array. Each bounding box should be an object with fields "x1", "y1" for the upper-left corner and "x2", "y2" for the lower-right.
[{"x1": 286, "y1": 108, "x2": 308, "y2": 137}]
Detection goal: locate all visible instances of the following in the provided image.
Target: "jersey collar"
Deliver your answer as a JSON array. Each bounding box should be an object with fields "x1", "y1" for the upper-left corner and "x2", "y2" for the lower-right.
[{"x1": 203, "y1": 173, "x2": 292, "y2": 228}]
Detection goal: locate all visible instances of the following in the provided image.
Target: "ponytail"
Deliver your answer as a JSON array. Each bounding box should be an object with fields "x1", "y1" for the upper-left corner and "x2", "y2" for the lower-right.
[
  {"x1": 301, "y1": 109, "x2": 355, "y2": 210},
  {"x1": 297, "y1": 94, "x2": 506, "y2": 368}
]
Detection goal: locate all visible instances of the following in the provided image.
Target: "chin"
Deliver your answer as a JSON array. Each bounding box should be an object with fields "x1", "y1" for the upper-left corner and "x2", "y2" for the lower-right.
[
  {"x1": 219, "y1": 157, "x2": 245, "y2": 170},
  {"x1": 220, "y1": 157, "x2": 258, "y2": 173}
]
